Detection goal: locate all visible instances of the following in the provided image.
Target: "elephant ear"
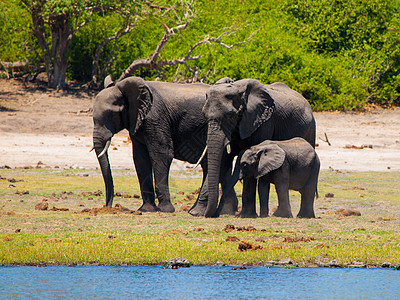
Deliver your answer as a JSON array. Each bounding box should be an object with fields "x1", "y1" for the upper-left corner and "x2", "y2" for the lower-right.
[
  {"x1": 256, "y1": 142, "x2": 285, "y2": 179},
  {"x1": 116, "y1": 77, "x2": 153, "y2": 135},
  {"x1": 215, "y1": 77, "x2": 234, "y2": 85},
  {"x1": 104, "y1": 75, "x2": 114, "y2": 88},
  {"x1": 239, "y1": 80, "x2": 275, "y2": 140}
]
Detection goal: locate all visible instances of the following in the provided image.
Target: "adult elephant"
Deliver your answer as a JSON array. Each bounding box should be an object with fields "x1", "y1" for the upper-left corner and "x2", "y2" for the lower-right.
[
  {"x1": 92, "y1": 76, "x2": 237, "y2": 213},
  {"x1": 197, "y1": 78, "x2": 316, "y2": 217}
]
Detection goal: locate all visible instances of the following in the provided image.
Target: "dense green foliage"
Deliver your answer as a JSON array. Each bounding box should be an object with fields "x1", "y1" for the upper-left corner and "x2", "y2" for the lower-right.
[{"x1": 1, "y1": 0, "x2": 400, "y2": 110}]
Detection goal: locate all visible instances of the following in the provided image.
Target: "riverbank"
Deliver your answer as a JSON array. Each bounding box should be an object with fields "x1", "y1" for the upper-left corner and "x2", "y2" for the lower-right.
[{"x1": 1, "y1": 168, "x2": 399, "y2": 268}]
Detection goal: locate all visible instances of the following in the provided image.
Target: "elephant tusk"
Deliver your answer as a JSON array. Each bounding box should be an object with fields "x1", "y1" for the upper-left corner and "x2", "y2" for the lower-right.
[
  {"x1": 98, "y1": 139, "x2": 111, "y2": 158},
  {"x1": 226, "y1": 143, "x2": 231, "y2": 154},
  {"x1": 192, "y1": 145, "x2": 207, "y2": 169}
]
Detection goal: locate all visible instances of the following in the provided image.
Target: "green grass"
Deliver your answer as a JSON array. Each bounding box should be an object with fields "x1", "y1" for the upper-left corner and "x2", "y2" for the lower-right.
[{"x1": 1, "y1": 169, "x2": 399, "y2": 267}]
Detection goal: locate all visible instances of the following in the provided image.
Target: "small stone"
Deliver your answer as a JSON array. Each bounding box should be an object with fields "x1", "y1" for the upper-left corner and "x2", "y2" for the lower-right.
[
  {"x1": 327, "y1": 260, "x2": 342, "y2": 268},
  {"x1": 165, "y1": 257, "x2": 190, "y2": 269},
  {"x1": 381, "y1": 262, "x2": 391, "y2": 268},
  {"x1": 347, "y1": 261, "x2": 366, "y2": 268},
  {"x1": 277, "y1": 258, "x2": 293, "y2": 265}
]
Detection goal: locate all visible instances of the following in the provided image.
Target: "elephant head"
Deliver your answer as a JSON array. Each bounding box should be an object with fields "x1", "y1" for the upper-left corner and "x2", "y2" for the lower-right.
[
  {"x1": 202, "y1": 79, "x2": 275, "y2": 217},
  {"x1": 92, "y1": 77, "x2": 153, "y2": 207},
  {"x1": 238, "y1": 142, "x2": 286, "y2": 179}
]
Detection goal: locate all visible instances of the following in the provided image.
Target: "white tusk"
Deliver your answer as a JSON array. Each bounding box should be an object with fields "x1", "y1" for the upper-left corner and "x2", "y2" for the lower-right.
[
  {"x1": 192, "y1": 145, "x2": 207, "y2": 169},
  {"x1": 97, "y1": 139, "x2": 111, "y2": 158},
  {"x1": 226, "y1": 143, "x2": 231, "y2": 154}
]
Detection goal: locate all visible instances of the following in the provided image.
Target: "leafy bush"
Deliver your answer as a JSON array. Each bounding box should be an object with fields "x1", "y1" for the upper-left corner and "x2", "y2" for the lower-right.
[{"x1": 1, "y1": 0, "x2": 399, "y2": 110}]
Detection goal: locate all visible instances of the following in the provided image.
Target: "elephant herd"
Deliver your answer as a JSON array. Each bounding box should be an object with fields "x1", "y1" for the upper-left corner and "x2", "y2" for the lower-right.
[{"x1": 92, "y1": 76, "x2": 319, "y2": 218}]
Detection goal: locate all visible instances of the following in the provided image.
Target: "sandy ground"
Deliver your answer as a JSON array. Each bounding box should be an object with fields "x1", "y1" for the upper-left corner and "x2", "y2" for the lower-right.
[{"x1": 1, "y1": 78, "x2": 400, "y2": 172}]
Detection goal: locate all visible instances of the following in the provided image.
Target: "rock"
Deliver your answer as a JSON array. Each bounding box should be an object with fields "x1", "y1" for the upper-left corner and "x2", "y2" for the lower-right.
[
  {"x1": 277, "y1": 258, "x2": 293, "y2": 265},
  {"x1": 232, "y1": 266, "x2": 247, "y2": 270},
  {"x1": 165, "y1": 257, "x2": 190, "y2": 269},
  {"x1": 347, "y1": 261, "x2": 367, "y2": 268},
  {"x1": 327, "y1": 260, "x2": 342, "y2": 268},
  {"x1": 396, "y1": 265, "x2": 400, "y2": 270},
  {"x1": 381, "y1": 262, "x2": 391, "y2": 268}
]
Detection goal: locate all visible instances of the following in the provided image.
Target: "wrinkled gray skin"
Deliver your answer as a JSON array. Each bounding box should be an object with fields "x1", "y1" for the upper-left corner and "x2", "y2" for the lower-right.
[
  {"x1": 93, "y1": 76, "x2": 237, "y2": 213},
  {"x1": 198, "y1": 78, "x2": 316, "y2": 217},
  {"x1": 220, "y1": 138, "x2": 320, "y2": 218}
]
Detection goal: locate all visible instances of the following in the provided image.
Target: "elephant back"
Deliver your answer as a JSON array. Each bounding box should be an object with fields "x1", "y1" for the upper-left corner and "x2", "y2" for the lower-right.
[{"x1": 266, "y1": 83, "x2": 316, "y2": 147}]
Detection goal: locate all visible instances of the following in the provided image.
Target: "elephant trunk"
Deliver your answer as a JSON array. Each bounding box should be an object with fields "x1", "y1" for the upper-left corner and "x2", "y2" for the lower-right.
[
  {"x1": 93, "y1": 132, "x2": 114, "y2": 208},
  {"x1": 205, "y1": 121, "x2": 227, "y2": 217}
]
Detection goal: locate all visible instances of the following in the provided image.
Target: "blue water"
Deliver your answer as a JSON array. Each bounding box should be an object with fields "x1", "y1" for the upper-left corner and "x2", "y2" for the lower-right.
[{"x1": 0, "y1": 266, "x2": 399, "y2": 299}]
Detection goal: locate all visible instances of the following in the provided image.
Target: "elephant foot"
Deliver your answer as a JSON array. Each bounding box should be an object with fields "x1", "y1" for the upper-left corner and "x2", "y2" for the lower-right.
[
  {"x1": 188, "y1": 204, "x2": 206, "y2": 217},
  {"x1": 272, "y1": 207, "x2": 293, "y2": 218},
  {"x1": 219, "y1": 202, "x2": 238, "y2": 216},
  {"x1": 259, "y1": 211, "x2": 269, "y2": 218},
  {"x1": 297, "y1": 210, "x2": 315, "y2": 218},
  {"x1": 138, "y1": 203, "x2": 160, "y2": 212},
  {"x1": 158, "y1": 201, "x2": 175, "y2": 213},
  {"x1": 238, "y1": 211, "x2": 258, "y2": 218}
]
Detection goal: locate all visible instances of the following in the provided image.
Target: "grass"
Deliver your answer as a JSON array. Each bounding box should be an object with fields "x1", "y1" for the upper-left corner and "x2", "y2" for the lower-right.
[{"x1": 1, "y1": 168, "x2": 399, "y2": 267}]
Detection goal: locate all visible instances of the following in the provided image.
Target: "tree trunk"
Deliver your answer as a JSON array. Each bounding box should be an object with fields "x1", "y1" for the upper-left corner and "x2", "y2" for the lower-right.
[{"x1": 48, "y1": 15, "x2": 71, "y2": 89}]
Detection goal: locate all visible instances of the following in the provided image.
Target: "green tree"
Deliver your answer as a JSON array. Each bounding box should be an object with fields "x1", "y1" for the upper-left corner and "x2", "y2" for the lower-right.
[{"x1": 20, "y1": 0, "x2": 150, "y2": 89}]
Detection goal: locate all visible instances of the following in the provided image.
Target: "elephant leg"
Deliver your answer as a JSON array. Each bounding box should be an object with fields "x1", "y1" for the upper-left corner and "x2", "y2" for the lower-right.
[
  {"x1": 133, "y1": 142, "x2": 158, "y2": 212},
  {"x1": 297, "y1": 164, "x2": 319, "y2": 218},
  {"x1": 239, "y1": 177, "x2": 258, "y2": 218},
  {"x1": 148, "y1": 149, "x2": 175, "y2": 213},
  {"x1": 258, "y1": 178, "x2": 270, "y2": 218},
  {"x1": 297, "y1": 187, "x2": 316, "y2": 218},
  {"x1": 272, "y1": 168, "x2": 293, "y2": 218},
  {"x1": 219, "y1": 154, "x2": 238, "y2": 215},
  {"x1": 189, "y1": 168, "x2": 209, "y2": 217},
  {"x1": 297, "y1": 173, "x2": 318, "y2": 218}
]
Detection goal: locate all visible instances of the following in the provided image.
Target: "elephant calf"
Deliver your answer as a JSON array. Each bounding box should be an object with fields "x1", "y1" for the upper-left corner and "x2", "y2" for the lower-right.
[{"x1": 221, "y1": 137, "x2": 320, "y2": 218}]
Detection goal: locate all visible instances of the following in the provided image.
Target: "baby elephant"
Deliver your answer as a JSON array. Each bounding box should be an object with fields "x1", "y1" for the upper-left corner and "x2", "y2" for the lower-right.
[{"x1": 220, "y1": 137, "x2": 320, "y2": 218}]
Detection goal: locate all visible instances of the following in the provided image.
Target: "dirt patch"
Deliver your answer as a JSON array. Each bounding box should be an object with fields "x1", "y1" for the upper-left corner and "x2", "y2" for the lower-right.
[
  {"x1": 80, "y1": 203, "x2": 141, "y2": 215},
  {"x1": 1, "y1": 78, "x2": 400, "y2": 171}
]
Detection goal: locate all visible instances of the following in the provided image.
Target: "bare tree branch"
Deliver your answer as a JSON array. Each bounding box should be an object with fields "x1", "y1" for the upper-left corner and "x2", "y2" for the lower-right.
[
  {"x1": 144, "y1": 0, "x2": 171, "y2": 10},
  {"x1": 118, "y1": 25, "x2": 256, "y2": 82}
]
